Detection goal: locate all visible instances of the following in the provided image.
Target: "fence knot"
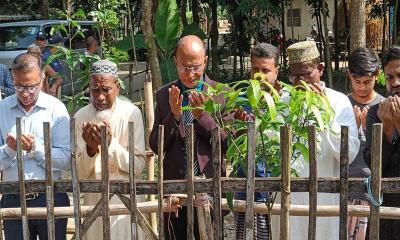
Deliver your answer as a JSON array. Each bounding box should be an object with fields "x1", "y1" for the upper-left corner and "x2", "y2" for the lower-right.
[{"x1": 364, "y1": 176, "x2": 383, "y2": 206}]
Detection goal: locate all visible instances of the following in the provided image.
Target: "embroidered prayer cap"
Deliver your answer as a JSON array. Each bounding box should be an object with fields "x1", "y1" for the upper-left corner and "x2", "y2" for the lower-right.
[
  {"x1": 90, "y1": 59, "x2": 118, "y2": 77},
  {"x1": 287, "y1": 41, "x2": 320, "y2": 65}
]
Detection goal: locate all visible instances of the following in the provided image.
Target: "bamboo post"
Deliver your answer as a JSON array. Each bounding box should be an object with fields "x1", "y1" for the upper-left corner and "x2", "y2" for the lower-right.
[
  {"x1": 212, "y1": 127, "x2": 222, "y2": 240},
  {"x1": 0, "y1": 210, "x2": 3, "y2": 240},
  {"x1": 144, "y1": 72, "x2": 157, "y2": 232},
  {"x1": 69, "y1": 118, "x2": 81, "y2": 239},
  {"x1": 44, "y1": 122, "x2": 55, "y2": 240},
  {"x1": 339, "y1": 126, "x2": 349, "y2": 240},
  {"x1": 157, "y1": 125, "x2": 164, "y2": 239},
  {"x1": 308, "y1": 125, "x2": 317, "y2": 240},
  {"x1": 16, "y1": 117, "x2": 30, "y2": 240},
  {"x1": 280, "y1": 125, "x2": 292, "y2": 240},
  {"x1": 187, "y1": 124, "x2": 195, "y2": 240},
  {"x1": 101, "y1": 126, "x2": 111, "y2": 240},
  {"x1": 369, "y1": 123, "x2": 383, "y2": 239},
  {"x1": 245, "y1": 121, "x2": 256, "y2": 240},
  {"x1": 129, "y1": 122, "x2": 138, "y2": 240}
]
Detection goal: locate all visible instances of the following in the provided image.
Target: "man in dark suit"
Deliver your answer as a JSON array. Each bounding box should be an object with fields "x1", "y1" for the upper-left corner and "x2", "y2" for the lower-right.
[{"x1": 149, "y1": 35, "x2": 228, "y2": 239}]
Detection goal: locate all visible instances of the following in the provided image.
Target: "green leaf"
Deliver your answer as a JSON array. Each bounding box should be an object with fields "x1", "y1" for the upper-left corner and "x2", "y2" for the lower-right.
[
  {"x1": 261, "y1": 91, "x2": 277, "y2": 120},
  {"x1": 113, "y1": 34, "x2": 146, "y2": 51},
  {"x1": 294, "y1": 142, "x2": 309, "y2": 162},
  {"x1": 155, "y1": 0, "x2": 180, "y2": 52},
  {"x1": 226, "y1": 90, "x2": 240, "y2": 109},
  {"x1": 159, "y1": 58, "x2": 178, "y2": 84},
  {"x1": 181, "y1": 23, "x2": 207, "y2": 40},
  {"x1": 226, "y1": 192, "x2": 234, "y2": 211},
  {"x1": 247, "y1": 80, "x2": 261, "y2": 109},
  {"x1": 311, "y1": 105, "x2": 324, "y2": 131},
  {"x1": 305, "y1": 90, "x2": 313, "y2": 111}
]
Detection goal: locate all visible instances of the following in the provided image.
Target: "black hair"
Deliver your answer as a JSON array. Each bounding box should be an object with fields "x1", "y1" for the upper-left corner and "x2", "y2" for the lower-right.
[
  {"x1": 348, "y1": 47, "x2": 379, "y2": 76},
  {"x1": 12, "y1": 53, "x2": 43, "y2": 73},
  {"x1": 382, "y1": 45, "x2": 400, "y2": 69},
  {"x1": 251, "y1": 43, "x2": 279, "y2": 66}
]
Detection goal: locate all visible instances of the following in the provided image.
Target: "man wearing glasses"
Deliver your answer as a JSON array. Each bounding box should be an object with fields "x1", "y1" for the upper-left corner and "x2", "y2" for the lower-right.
[
  {"x1": 271, "y1": 41, "x2": 360, "y2": 240},
  {"x1": 150, "y1": 35, "x2": 228, "y2": 239},
  {"x1": 0, "y1": 53, "x2": 70, "y2": 239}
]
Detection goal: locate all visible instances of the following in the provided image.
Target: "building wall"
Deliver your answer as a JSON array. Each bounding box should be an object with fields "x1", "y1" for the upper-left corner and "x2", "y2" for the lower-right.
[{"x1": 267, "y1": 0, "x2": 335, "y2": 41}]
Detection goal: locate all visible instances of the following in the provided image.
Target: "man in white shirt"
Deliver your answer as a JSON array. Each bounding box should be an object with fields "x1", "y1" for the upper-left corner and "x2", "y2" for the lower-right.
[
  {"x1": 272, "y1": 41, "x2": 360, "y2": 240},
  {"x1": 75, "y1": 59, "x2": 146, "y2": 240}
]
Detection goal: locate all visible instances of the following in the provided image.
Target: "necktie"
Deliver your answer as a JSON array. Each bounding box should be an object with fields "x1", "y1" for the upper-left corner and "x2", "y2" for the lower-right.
[{"x1": 183, "y1": 107, "x2": 200, "y2": 176}]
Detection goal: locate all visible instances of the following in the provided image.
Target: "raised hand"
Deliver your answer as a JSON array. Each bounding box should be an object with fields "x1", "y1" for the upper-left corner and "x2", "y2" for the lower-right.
[
  {"x1": 189, "y1": 91, "x2": 208, "y2": 120},
  {"x1": 168, "y1": 85, "x2": 183, "y2": 120}
]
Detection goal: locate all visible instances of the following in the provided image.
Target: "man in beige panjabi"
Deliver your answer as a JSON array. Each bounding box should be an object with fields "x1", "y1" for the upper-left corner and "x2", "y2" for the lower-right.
[{"x1": 75, "y1": 59, "x2": 146, "y2": 240}]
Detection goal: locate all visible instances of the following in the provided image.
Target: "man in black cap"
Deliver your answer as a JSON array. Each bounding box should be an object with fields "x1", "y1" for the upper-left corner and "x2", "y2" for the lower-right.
[{"x1": 34, "y1": 31, "x2": 63, "y2": 96}]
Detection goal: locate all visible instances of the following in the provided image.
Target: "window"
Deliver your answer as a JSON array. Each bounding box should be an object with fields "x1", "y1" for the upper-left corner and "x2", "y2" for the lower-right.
[
  {"x1": 0, "y1": 26, "x2": 40, "y2": 50},
  {"x1": 287, "y1": 8, "x2": 301, "y2": 27}
]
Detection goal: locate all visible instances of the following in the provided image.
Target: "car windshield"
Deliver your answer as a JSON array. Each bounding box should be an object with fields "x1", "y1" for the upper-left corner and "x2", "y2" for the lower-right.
[{"x1": 0, "y1": 25, "x2": 40, "y2": 51}]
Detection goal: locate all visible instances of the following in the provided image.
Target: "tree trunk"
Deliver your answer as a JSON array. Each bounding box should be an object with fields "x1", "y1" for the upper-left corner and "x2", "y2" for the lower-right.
[
  {"x1": 382, "y1": 1, "x2": 387, "y2": 53},
  {"x1": 349, "y1": 0, "x2": 366, "y2": 53},
  {"x1": 334, "y1": 0, "x2": 339, "y2": 71},
  {"x1": 210, "y1": 0, "x2": 218, "y2": 74},
  {"x1": 141, "y1": 0, "x2": 163, "y2": 91},
  {"x1": 393, "y1": 0, "x2": 398, "y2": 45},
  {"x1": 230, "y1": 15, "x2": 237, "y2": 80},
  {"x1": 281, "y1": 0, "x2": 287, "y2": 70},
  {"x1": 42, "y1": 0, "x2": 49, "y2": 19},
  {"x1": 192, "y1": 0, "x2": 200, "y2": 25},
  {"x1": 321, "y1": 0, "x2": 333, "y2": 88},
  {"x1": 316, "y1": 12, "x2": 324, "y2": 62},
  {"x1": 180, "y1": 0, "x2": 188, "y2": 26},
  {"x1": 290, "y1": 1, "x2": 294, "y2": 40},
  {"x1": 343, "y1": 0, "x2": 350, "y2": 58}
]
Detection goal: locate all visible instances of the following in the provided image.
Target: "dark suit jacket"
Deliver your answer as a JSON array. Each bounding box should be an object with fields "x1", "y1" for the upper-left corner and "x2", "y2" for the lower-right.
[{"x1": 149, "y1": 76, "x2": 227, "y2": 180}]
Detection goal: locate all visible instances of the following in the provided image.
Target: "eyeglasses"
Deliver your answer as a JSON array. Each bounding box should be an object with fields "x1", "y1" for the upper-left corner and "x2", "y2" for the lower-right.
[
  {"x1": 14, "y1": 82, "x2": 41, "y2": 93},
  {"x1": 289, "y1": 66, "x2": 318, "y2": 83},
  {"x1": 176, "y1": 64, "x2": 204, "y2": 73}
]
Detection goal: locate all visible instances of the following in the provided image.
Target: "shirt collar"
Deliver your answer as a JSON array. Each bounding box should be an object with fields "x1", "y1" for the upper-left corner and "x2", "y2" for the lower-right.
[{"x1": 8, "y1": 91, "x2": 47, "y2": 110}]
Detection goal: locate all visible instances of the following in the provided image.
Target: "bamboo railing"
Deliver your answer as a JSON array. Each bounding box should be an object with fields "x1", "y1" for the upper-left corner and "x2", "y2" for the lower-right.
[{"x1": 0, "y1": 118, "x2": 391, "y2": 240}]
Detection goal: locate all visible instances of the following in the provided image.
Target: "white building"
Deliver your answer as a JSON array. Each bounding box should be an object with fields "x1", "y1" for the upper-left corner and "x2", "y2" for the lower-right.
[{"x1": 269, "y1": 0, "x2": 335, "y2": 41}]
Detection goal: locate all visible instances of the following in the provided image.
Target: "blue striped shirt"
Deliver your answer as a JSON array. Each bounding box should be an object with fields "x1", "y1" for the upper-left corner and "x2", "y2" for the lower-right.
[
  {"x1": 0, "y1": 92, "x2": 70, "y2": 181},
  {"x1": 0, "y1": 64, "x2": 14, "y2": 98}
]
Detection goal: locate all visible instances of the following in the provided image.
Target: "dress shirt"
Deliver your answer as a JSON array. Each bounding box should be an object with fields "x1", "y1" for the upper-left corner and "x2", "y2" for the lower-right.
[{"x1": 0, "y1": 92, "x2": 70, "y2": 181}]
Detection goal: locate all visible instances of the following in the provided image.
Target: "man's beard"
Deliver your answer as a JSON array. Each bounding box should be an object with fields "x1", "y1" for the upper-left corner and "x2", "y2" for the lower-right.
[{"x1": 94, "y1": 109, "x2": 113, "y2": 124}]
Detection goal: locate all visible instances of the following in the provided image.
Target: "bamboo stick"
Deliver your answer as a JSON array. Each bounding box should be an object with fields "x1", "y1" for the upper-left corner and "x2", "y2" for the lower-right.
[
  {"x1": 69, "y1": 118, "x2": 82, "y2": 238},
  {"x1": 16, "y1": 117, "x2": 30, "y2": 240},
  {"x1": 280, "y1": 125, "x2": 292, "y2": 240},
  {"x1": 157, "y1": 125, "x2": 164, "y2": 239},
  {"x1": 101, "y1": 126, "x2": 110, "y2": 240},
  {"x1": 339, "y1": 126, "x2": 349, "y2": 240},
  {"x1": 308, "y1": 125, "x2": 317, "y2": 240},
  {"x1": 187, "y1": 124, "x2": 195, "y2": 240},
  {"x1": 4, "y1": 201, "x2": 400, "y2": 219},
  {"x1": 0, "y1": 178, "x2": 400, "y2": 195},
  {"x1": 245, "y1": 122, "x2": 256, "y2": 240},
  {"x1": 129, "y1": 122, "x2": 138, "y2": 240},
  {"x1": 212, "y1": 127, "x2": 222, "y2": 240},
  {"x1": 44, "y1": 122, "x2": 55, "y2": 240},
  {"x1": 369, "y1": 124, "x2": 383, "y2": 239}
]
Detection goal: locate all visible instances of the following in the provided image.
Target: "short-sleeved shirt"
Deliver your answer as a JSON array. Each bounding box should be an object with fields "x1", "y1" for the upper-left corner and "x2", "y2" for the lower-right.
[{"x1": 347, "y1": 93, "x2": 384, "y2": 199}]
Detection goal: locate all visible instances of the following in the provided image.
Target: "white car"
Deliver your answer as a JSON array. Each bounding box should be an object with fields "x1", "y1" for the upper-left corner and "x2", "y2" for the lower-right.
[{"x1": 0, "y1": 20, "x2": 100, "y2": 95}]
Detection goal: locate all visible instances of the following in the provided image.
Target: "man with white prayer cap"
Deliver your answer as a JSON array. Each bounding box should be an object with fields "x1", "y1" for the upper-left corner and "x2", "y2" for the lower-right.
[
  {"x1": 75, "y1": 59, "x2": 146, "y2": 240},
  {"x1": 271, "y1": 41, "x2": 360, "y2": 240}
]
